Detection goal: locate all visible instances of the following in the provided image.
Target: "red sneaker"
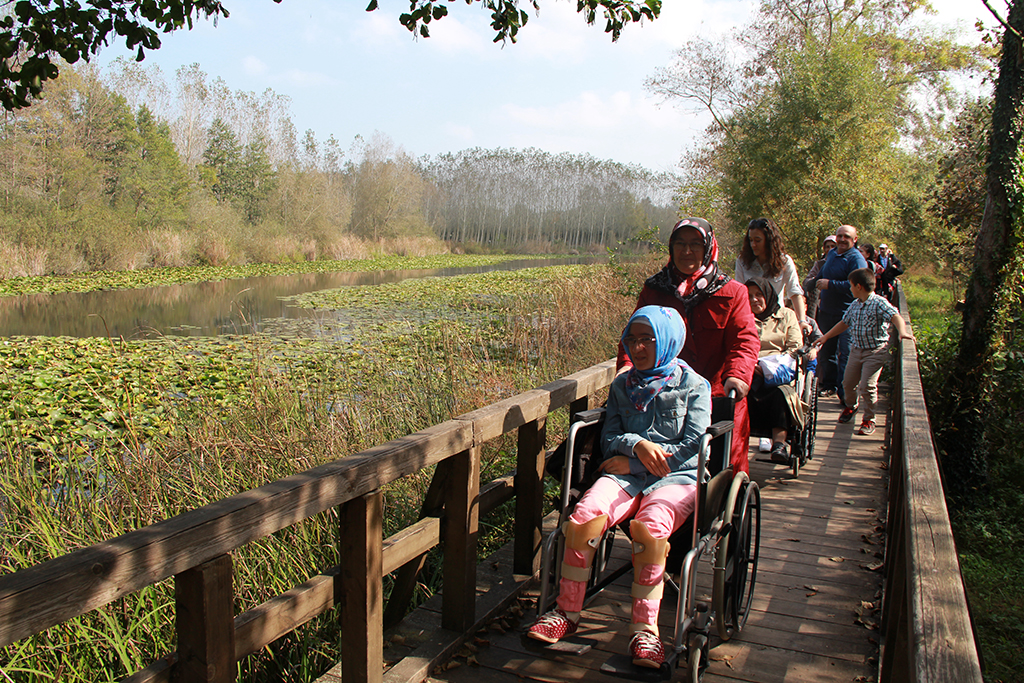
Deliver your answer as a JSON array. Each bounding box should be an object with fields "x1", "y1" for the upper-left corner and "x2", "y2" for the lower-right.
[
  {"x1": 527, "y1": 609, "x2": 577, "y2": 644},
  {"x1": 858, "y1": 420, "x2": 876, "y2": 435},
  {"x1": 838, "y1": 406, "x2": 857, "y2": 423},
  {"x1": 629, "y1": 630, "x2": 665, "y2": 669}
]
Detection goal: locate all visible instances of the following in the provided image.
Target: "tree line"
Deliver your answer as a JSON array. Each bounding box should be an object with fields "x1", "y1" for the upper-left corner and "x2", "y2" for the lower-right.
[{"x1": 0, "y1": 59, "x2": 677, "y2": 277}]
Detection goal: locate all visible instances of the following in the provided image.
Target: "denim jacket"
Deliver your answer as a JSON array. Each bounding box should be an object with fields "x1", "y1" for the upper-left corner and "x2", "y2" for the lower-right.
[{"x1": 600, "y1": 365, "x2": 712, "y2": 497}]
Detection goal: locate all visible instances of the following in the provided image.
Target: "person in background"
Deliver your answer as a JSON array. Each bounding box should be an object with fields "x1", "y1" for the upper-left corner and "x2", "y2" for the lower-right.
[
  {"x1": 618, "y1": 217, "x2": 759, "y2": 475},
  {"x1": 745, "y1": 278, "x2": 804, "y2": 465},
  {"x1": 528, "y1": 306, "x2": 711, "y2": 669},
  {"x1": 877, "y1": 244, "x2": 904, "y2": 303},
  {"x1": 858, "y1": 243, "x2": 885, "y2": 292},
  {"x1": 803, "y1": 234, "x2": 836, "y2": 320},
  {"x1": 814, "y1": 268, "x2": 914, "y2": 435},
  {"x1": 814, "y1": 224, "x2": 868, "y2": 404},
  {"x1": 735, "y1": 217, "x2": 812, "y2": 336}
]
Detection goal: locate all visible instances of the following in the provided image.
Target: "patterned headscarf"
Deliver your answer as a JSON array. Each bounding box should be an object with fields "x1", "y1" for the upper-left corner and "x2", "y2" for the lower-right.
[
  {"x1": 623, "y1": 305, "x2": 688, "y2": 412},
  {"x1": 645, "y1": 217, "x2": 731, "y2": 314},
  {"x1": 745, "y1": 277, "x2": 780, "y2": 322}
]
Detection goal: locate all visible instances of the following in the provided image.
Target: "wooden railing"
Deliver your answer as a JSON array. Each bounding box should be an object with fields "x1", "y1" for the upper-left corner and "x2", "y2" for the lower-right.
[
  {"x1": 879, "y1": 286, "x2": 984, "y2": 682},
  {"x1": 0, "y1": 360, "x2": 617, "y2": 683}
]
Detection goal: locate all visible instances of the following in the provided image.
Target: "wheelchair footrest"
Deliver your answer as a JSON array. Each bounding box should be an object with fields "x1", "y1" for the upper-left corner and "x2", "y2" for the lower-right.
[
  {"x1": 521, "y1": 634, "x2": 593, "y2": 656},
  {"x1": 600, "y1": 653, "x2": 674, "y2": 681}
]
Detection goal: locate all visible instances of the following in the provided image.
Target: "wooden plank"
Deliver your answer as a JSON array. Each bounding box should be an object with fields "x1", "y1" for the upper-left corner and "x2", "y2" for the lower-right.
[
  {"x1": 173, "y1": 554, "x2": 234, "y2": 683},
  {"x1": 381, "y1": 556, "x2": 537, "y2": 683},
  {"x1": 442, "y1": 447, "x2": 480, "y2": 632},
  {"x1": 458, "y1": 362, "x2": 616, "y2": 444},
  {"x1": 514, "y1": 417, "x2": 546, "y2": 575},
  {"x1": 338, "y1": 491, "x2": 385, "y2": 683},
  {"x1": 891, "y1": 338, "x2": 983, "y2": 683}
]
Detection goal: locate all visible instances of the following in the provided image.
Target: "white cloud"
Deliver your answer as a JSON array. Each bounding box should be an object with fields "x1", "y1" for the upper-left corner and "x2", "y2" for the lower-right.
[
  {"x1": 421, "y1": 15, "x2": 493, "y2": 55},
  {"x1": 443, "y1": 122, "x2": 477, "y2": 143},
  {"x1": 242, "y1": 55, "x2": 267, "y2": 76},
  {"x1": 352, "y1": 10, "x2": 408, "y2": 48}
]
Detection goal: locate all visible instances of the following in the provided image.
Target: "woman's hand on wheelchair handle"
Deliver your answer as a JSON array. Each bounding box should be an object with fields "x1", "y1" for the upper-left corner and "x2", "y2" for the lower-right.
[{"x1": 723, "y1": 377, "x2": 750, "y2": 399}]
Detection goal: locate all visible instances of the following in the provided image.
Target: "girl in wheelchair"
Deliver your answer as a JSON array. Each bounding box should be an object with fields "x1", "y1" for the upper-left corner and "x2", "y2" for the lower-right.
[{"x1": 527, "y1": 305, "x2": 711, "y2": 668}]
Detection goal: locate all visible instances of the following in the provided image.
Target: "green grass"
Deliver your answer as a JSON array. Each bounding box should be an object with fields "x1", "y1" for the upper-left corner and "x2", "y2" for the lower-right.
[
  {"x1": 0, "y1": 260, "x2": 640, "y2": 682},
  {"x1": 906, "y1": 272, "x2": 1024, "y2": 683}
]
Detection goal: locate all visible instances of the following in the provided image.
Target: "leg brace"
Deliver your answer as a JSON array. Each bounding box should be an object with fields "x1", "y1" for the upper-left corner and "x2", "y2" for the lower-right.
[
  {"x1": 630, "y1": 519, "x2": 670, "y2": 635},
  {"x1": 560, "y1": 514, "x2": 608, "y2": 583}
]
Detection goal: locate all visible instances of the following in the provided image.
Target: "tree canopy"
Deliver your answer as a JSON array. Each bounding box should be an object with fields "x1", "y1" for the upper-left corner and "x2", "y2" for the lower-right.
[
  {"x1": 647, "y1": 0, "x2": 981, "y2": 260},
  {"x1": 0, "y1": 0, "x2": 661, "y2": 111}
]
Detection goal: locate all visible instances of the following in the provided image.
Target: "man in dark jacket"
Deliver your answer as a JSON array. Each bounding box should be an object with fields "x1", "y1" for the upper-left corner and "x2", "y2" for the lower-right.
[
  {"x1": 877, "y1": 244, "x2": 903, "y2": 303},
  {"x1": 814, "y1": 224, "x2": 868, "y2": 407}
]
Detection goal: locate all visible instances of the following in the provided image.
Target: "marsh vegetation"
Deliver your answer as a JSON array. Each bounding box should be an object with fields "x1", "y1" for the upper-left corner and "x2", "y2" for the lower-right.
[{"x1": 0, "y1": 255, "x2": 660, "y2": 681}]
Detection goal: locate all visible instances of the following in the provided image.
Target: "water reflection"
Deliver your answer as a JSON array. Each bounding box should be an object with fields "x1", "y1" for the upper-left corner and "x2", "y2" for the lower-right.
[{"x1": 0, "y1": 257, "x2": 602, "y2": 339}]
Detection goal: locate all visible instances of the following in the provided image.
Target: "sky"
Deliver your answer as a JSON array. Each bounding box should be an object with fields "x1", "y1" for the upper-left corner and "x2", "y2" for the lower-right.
[{"x1": 96, "y1": 0, "x2": 998, "y2": 174}]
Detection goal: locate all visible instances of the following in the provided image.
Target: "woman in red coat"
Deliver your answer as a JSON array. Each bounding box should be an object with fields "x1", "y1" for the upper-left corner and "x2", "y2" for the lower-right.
[{"x1": 617, "y1": 217, "x2": 760, "y2": 473}]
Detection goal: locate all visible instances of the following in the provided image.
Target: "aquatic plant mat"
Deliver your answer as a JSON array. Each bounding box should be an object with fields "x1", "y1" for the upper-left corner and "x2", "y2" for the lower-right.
[{"x1": 1, "y1": 257, "x2": 658, "y2": 681}]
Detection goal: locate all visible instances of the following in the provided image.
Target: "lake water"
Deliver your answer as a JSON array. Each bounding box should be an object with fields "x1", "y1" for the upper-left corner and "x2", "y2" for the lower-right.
[{"x1": 0, "y1": 258, "x2": 602, "y2": 339}]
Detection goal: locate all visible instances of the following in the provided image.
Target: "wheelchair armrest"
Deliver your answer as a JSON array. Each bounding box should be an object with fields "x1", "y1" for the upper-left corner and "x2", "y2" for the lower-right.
[
  {"x1": 706, "y1": 419, "x2": 734, "y2": 439},
  {"x1": 572, "y1": 407, "x2": 606, "y2": 426}
]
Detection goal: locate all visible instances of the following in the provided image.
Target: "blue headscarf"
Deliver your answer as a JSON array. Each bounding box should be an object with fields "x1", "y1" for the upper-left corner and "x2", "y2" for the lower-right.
[{"x1": 623, "y1": 305, "x2": 688, "y2": 412}]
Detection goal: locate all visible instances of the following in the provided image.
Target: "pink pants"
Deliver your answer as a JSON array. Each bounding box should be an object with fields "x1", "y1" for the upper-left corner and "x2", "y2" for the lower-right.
[{"x1": 557, "y1": 476, "x2": 697, "y2": 626}]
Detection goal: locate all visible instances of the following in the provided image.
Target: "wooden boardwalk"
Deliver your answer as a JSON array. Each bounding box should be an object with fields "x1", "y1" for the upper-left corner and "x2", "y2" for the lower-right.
[{"x1": 328, "y1": 393, "x2": 888, "y2": 683}]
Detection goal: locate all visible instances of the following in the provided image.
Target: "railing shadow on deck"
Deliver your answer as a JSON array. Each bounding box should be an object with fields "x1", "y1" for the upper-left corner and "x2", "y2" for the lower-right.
[
  {"x1": 878, "y1": 286, "x2": 983, "y2": 682},
  {"x1": 0, "y1": 286, "x2": 986, "y2": 683}
]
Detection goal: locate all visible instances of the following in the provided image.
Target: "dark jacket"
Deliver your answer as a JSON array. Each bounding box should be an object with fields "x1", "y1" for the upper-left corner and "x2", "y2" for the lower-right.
[{"x1": 817, "y1": 248, "x2": 868, "y2": 318}]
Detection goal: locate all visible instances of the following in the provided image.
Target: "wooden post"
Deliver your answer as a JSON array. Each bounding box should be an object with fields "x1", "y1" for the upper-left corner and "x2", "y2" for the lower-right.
[
  {"x1": 569, "y1": 396, "x2": 590, "y2": 422},
  {"x1": 338, "y1": 490, "x2": 384, "y2": 683},
  {"x1": 442, "y1": 447, "x2": 480, "y2": 631},
  {"x1": 514, "y1": 416, "x2": 547, "y2": 575},
  {"x1": 173, "y1": 554, "x2": 235, "y2": 683}
]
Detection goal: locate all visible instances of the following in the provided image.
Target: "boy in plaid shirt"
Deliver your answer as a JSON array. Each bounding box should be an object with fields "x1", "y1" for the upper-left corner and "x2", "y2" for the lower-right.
[{"x1": 813, "y1": 268, "x2": 914, "y2": 435}]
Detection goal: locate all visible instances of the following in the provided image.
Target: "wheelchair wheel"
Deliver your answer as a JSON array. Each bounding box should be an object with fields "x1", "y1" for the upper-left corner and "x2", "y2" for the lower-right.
[
  {"x1": 791, "y1": 435, "x2": 801, "y2": 478},
  {"x1": 803, "y1": 374, "x2": 818, "y2": 461},
  {"x1": 714, "y1": 477, "x2": 761, "y2": 641}
]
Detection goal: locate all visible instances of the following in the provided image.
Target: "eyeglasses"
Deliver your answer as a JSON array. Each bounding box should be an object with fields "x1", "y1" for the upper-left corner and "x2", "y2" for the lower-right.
[
  {"x1": 624, "y1": 335, "x2": 656, "y2": 349},
  {"x1": 670, "y1": 241, "x2": 705, "y2": 253}
]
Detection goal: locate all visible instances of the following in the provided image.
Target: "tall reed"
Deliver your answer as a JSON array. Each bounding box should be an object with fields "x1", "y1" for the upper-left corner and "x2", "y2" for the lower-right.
[{"x1": 0, "y1": 261, "x2": 651, "y2": 681}]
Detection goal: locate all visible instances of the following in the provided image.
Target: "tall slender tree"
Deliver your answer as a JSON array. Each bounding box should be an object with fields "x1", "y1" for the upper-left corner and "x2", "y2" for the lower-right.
[{"x1": 942, "y1": 0, "x2": 1024, "y2": 498}]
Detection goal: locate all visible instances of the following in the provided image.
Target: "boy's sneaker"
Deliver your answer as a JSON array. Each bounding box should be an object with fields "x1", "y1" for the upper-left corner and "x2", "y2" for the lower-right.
[
  {"x1": 858, "y1": 420, "x2": 876, "y2": 435},
  {"x1": 629, "y1": 630, "x2": 665, "y2": 668},
  {"x1": 838, "y1": 406, "x2": 857, "y2": 423},
  {"x1": 527, "y1": 608, "x2": 577, "y2": 644},
  {"x1": 758, "y1": 437, "x2": 772, "y2": 453}
]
